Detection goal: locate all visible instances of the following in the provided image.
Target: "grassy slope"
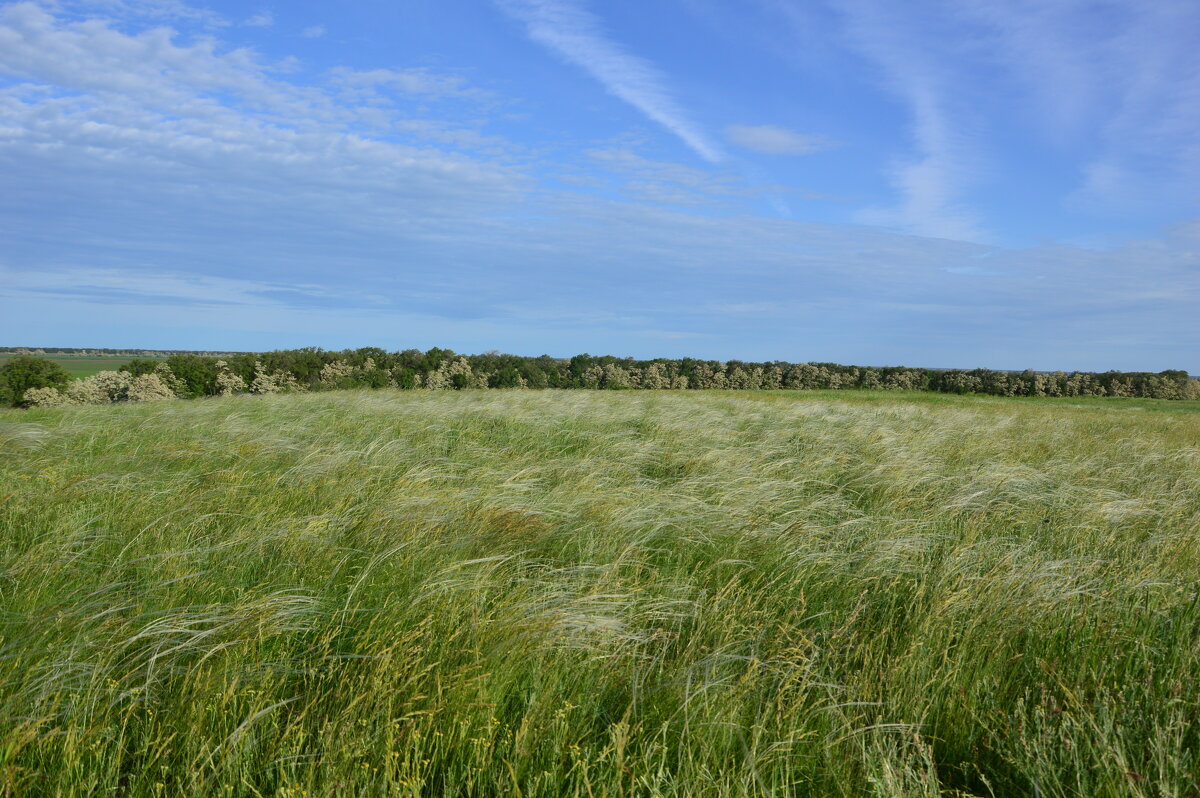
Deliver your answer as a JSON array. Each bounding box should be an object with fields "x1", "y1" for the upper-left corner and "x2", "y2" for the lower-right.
[{"x1": 1, "y1": 390, "x2": 1198, "y2": 797}]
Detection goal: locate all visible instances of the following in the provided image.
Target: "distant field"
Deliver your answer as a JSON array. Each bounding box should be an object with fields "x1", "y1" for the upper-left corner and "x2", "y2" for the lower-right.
[
  {"x1": 1, "y1": 390, "x2": 1198, "y2": 796},
  {"x1": 0, "y1": 353, "x2": 167, "y2": 378}
]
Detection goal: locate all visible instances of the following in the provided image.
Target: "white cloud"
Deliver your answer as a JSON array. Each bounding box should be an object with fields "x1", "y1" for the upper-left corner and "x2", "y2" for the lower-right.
[
  {"x1": 0, "y1": 3, "x2": 328, "y2": 120},
  {"x1": 328, "y1": 67, "x2": 475, "y2": 99},
  {"x1": 945, "y1": 1, "x2": 1200, "y2": 217},
  {"x1": 726, "y1": 124, "x2": 832, "y2": 155},
  {"x1": 818, "y1": 0, "x2": 1200, "y2": 240},
  {"x1": 243, "y1": 10, "x2": 273, "y2": 28},
  {"x1": 494, "y1": 0, "x2": 722, "y2": 162},
  {"x1": 583, "y1": 145, "x2": 792, "y2": 209},
  {"x1": 0, "y1": 5, "x2": 509, "y2": 150},
  {"x1": 300, "y1": 24, "x2": 325, "y2": 38},
  {"x1": 52, "y1": 0, "x2": 228, "y2": 26},
  {"x1": 0, "y1": 3, "x2": 527, "y2": 263},
  {"x1": 1, "y1": 266, "x2": 332, "y2": 308},
  {"x1": 0, "y1": 3, "x2": 1195, "y2": 371},
  {"x1": 828, "y1": 0, "x2": 986, "y2": 242}
]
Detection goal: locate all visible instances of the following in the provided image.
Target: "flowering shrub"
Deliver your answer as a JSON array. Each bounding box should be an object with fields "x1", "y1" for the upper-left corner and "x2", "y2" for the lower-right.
[
  {"x1": 22, "y1": 386, "x2": 71, "y2": 407},
  {"x1": 214, "y1": 361, "x2": 247, "y2": 397},
  {"x1": 126, "y1": 374, "x2": 175, "y2": 402},
  {"x1": 251, "y1": 362, "x2": 303, "y2": 394},
  {"x1": 154, "y1": 362, "x2": 187, "y2": 397},
  {"x1": 22, "y1": 369, "x2": 173, "y2": 406},
  {"x1": 640, "y1": 363, "x2": 670, "y2": 389},
  {"x1": 425, "y1": 357, "x2": 484, "y2": 390},
  {"x1": 581, "y1": 365, "x2": 603, "y2": 389},
  {"x1": 318, "y1": 361, "x2": 356, "y2": 389},
  {"x1": 91, "y1": 371, "x2": 133, "y2": 402}
]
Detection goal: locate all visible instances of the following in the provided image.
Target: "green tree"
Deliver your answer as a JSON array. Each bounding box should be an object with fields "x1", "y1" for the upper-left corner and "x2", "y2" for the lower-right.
[
  {"x1": 0, "y1": 356, "x2": 71, "y2": 407},
  {"x1": 490, "y1": 366, "x2": 524, "y2": 388},
  {"x1": 119, "y1": 359, "x2": 161, "y2": 377},
  {"x1": 392, "y1": 368, "x2": 419, "y2": 389},
  {"x1": 163, "y1": 355, "x2": 219, "y2": 398}
]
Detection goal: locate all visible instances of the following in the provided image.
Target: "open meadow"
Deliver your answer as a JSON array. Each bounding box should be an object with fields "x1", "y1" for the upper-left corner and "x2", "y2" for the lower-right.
[
  {"x1": 0, "y1": 355, "x2": 166, "y2": 380},
  {"x1": 1, "y1": 389, "x2": 1198, "y2": 796}
]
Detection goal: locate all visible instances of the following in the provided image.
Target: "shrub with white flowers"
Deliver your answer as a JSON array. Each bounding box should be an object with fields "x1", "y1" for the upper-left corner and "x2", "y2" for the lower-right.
[
  {"x1": 214, "y1": 361, "x2": 247, "y2": 397},
  {"x1": 318, "y1": 361, "x2": 355, "y2": 389},
  {"x1": 22, "y1": 386, "x2": 71, "y2": 408},
  {"x1": 126, "y1": 374, "x2": 176, "y2": 402}
]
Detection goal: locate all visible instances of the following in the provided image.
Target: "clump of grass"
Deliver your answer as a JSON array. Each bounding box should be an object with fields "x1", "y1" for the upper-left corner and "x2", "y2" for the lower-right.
[{"x1": 1, "y1": 390, "x2": 1198, "y2": 796}]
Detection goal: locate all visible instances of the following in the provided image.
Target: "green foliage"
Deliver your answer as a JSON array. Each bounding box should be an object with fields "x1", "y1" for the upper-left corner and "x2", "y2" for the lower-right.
[
  {"x1": 256, "y1": 347, "x2": 333, "y2": 389},
  {"x1": 164, "y1": 354, "x2": 220, "y2": 398},
  {"x1": 0, "y1": 355, "x2": 70, "y2": 406},
  {"x1": 490, "y1": 365, "x2": 524, "y2": 389},
  {"x1": 15, "y1": 347, "x2": 1199, "y2": 407},
  {"x1": 2, "y1": 390, "x2": 1198, "y2": 794},
  {"x1": 393, "y1": 368, "x2": 419, "y2": 389},
  {"x1": 118, "y1": 358, "x2": 162, "y2": 377}
]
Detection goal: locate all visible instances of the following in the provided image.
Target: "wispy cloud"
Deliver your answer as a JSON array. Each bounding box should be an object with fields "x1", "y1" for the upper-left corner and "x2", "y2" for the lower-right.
[
  {"x1": 328, "y1": 67, "x2": 476, "y2": 99},
  {"x1": 823, "y1": 0, "x2": 1199, "y2": 240},
  {"x1": 829, "y1": 0, "x2": 985, "y2": 242},
  {"x1": 1, "y1": 2, "x2": 1195, "y2": 370},
  {"x1": 2, "y1": 266, "x2": 340, "y2": 309},
  {"x1": 243, "y1": 10, "x2": 273, "y2": 28},
  {"x1": 583, "y1": 145, "x2": 794, "y2": 210},
  {"x1": 300, "y1": 24, "x2": 325, "y2": 39},
  {"x1": 906, "y1": 2, "x2": 1195, "y2": 225},
  {"x1": 494, "y1": 0, "x2": 722, "y2": 162},
  {"x1": 52, "y1": 0, "x2": 229, "y2": 26},
  {"x1": 0, "y1": 2, "x2": 527, "y2": 287},
  {"x1": 726, "y1": 124, "x2": 833, "y2": 155}
]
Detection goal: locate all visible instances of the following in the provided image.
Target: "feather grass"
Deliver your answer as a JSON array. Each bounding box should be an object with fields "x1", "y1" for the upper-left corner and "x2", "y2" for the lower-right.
[{"x1": 1, "y1": 390, "x2": 1198, "y2": 795}]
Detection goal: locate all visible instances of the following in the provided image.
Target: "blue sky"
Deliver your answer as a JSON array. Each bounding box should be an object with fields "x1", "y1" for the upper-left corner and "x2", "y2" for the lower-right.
[{"x1": 1, "y1": 0, "x2": 1196, "y2": 371}]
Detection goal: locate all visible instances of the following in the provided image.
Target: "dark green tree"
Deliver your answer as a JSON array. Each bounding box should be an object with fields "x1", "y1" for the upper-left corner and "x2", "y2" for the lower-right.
[
  {"x1": 0, "y1": 356, "x2": 71, "y2": 407},
  {"x1": 163, "y1": 355, "x2": 219, "y2": 398},
  {"x1": 490, "y1": 366, "x2": 524, "y2": 388},
  {"x1": 119, "y1": 359, "x2": 161, "y2": 377},
  {"x1": 392, "y1": 368, "x2": 419, "y2": 389}
]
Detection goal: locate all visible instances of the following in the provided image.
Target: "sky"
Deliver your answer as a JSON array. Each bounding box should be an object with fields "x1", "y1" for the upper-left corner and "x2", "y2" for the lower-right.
[{"x1": 1, "y1": 0, "x2": 1197, "y2": 372}]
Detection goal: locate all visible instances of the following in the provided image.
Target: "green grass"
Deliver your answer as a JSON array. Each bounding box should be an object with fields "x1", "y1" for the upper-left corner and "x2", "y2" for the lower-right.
[
  {"x1": 1, "y1": 389, "x2": 1198, "y2": 796},
  {"x1": 0, "y1": 354, "x2": 167, "y2": 379}
]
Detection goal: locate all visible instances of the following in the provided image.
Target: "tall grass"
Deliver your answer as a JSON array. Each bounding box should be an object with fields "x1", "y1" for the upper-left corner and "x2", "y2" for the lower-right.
[{"x1": 1, "y1": 390, "x2": 1198, "y2": 796}]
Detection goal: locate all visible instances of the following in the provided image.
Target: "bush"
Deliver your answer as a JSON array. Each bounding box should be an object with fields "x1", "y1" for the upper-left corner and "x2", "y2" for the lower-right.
[
  {"x1": 214, "y1": 361, "x2": 247, "y2": 396},
  {"x1": 126, "y1": 374, "x2": 176, "y2": 402},
  {"x1": 90, "y1": 371, "x2": 134, "y2": 403},
  {"x1": 0, "y1": 356, "x2": 71, "y2": 407},
  {"x1": 22, "y1": 386, "x2": 70, "y2": 408}
]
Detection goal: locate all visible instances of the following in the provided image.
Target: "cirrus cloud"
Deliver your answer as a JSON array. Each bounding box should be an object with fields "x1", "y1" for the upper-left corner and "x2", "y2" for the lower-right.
[
  {"x1": 495, "y1": 0, "x2": 722, "y2": 162},
  {"x1": 726, "y1": 124, "x2": 833, "y2": 155}
]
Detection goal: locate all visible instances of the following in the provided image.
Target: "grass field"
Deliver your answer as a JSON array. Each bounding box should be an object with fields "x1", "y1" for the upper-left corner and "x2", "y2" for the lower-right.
[
  {"x1": 0, "y1": 354, "x2": 166, "y2": 379},
  {"x1": 1, "y1": 389, "x2": 1198, "y2": 796}
]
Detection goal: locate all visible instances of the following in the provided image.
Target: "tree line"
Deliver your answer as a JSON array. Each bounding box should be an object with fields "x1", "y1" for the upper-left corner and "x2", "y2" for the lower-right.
[
  {"x1": 1, "y1": 347, "x2": 244, "y2": 357},
  {"x1": 2, "y1": 348, "x2": 1197, "y2": 407}
]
